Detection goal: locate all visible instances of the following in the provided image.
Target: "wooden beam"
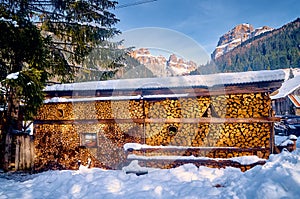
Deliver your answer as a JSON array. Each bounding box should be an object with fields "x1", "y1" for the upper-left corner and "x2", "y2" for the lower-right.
[
  {"x1": 126, "y1": 146, "x2": 269, "y2": 153},
  {"x1": 144, "y1": 117, "x2": 280, "y2": 124},
  {"x1": 34, "y1": 117, "x2": 280, "y2": 125}
]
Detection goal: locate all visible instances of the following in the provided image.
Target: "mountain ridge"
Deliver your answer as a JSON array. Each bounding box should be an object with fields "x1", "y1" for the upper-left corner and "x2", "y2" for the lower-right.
[
  {"x1": 189, "y1": 18, "x2": 300, "y2": 74},
  {"x1": 211, "y1": 23, "x2": 273, "y2": 59},
  {"x1": 129, "y1": 48, "x2": 197, "y2": 77}
]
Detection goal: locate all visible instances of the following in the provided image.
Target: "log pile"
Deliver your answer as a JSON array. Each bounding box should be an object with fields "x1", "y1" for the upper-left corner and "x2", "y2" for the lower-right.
[
  {"x1": 36, "y1": 100, "x2": 144, "y2": 120},
  {"x1": 34, "y1": 92, "x2": 273, "y2": 171},
  {"x1": 34, "y1": 124, "x2": 110, "y2": 171},
  {"x1": 110, "y1": 100, "x2": 144, "y2": 119},
  {"x1": 144, "y1": 122, "x2": 270, "y2": 159},
  {"x1": 36, "y1": 103, "x2": 74, "y2": 120},
  {"x1": 96, "y1": 123, "x2": 143, "y2": 169},
  {"x1": 145, "y1": 97, "x2": 210, "y2": 119},
  {"x1": 34, "y1": 122, "x2": 144, "y2": 170},
  {"x1": 211, "y1": 93, "x2": 270, "y2": 118}
]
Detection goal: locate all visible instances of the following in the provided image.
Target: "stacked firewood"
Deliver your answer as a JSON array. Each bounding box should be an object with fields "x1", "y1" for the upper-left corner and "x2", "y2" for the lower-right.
[
  {"x1": 109, "y1": 100, "x2": 144, "y2": 119},
  {"x1": 36, "y1": 103, "x2": 74, "y2": 120},
  {"x1": 144, "y1": 123, "x2": 270, "y2": 157},
  {"x1": 211, "y1": 93, "x2": 270, "y2": 118},
  {"x1": 34, "y1": 124, "x2": 109, "y2": 171},
  {"x1": 145, "y1": 97, "x2": 210, "y2": 119},
  {"x1": 35, "y1": 92, "x2": 273, "y2": 170},
  {"x1": 37, "y1": 100, "x2": 145, "y2": 120}
]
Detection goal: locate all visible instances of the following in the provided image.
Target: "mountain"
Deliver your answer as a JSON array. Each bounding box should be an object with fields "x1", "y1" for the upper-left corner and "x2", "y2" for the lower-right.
[
  {"x1": 211, "y1": 24, "x2": 273, "y2": 59},
  {"x1": 129, "y1": 48, "x2": 197, "y2": 77},
  {"x1": 207, "y1": 18, "x2": 300, "y2": 73}
]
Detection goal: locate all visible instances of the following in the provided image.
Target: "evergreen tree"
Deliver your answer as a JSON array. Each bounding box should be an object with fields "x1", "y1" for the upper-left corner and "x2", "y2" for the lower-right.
[{"x1": 0, "y1": 0, "x2": 120, "y2": 168}]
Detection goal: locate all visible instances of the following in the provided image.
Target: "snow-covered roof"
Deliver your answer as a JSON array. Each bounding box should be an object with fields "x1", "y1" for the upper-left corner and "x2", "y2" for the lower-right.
[
  {"x1": 45, "y1": 69, "x2": 285, "y2": 92},
  {"x1": 288, "y1": 95, "x2": 300, "y2": 108},
  {"x1": 44, "y1": 95, "x2": 142, "y2": 103},
  {"x1": 271, "y1": 75, "x2": 300, "y2": 99}
]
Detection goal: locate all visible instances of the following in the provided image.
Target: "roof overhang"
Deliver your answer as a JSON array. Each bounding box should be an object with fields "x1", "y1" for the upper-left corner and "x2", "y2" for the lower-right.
[
  {"x1": 288, "y1": 95, "x2": 300, "y2": 108},
  {"x1": 44, "y1": 70, "x2": 285, "y2": 100}
]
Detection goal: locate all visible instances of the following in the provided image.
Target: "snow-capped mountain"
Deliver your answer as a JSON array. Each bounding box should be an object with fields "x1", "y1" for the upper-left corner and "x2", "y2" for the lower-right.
[
  {"x1": 129, "y1": 48, "x2": 197, "y2": 77},
  {"x1": 212, "y1": 24, "x2": 273, "y2": 59}
]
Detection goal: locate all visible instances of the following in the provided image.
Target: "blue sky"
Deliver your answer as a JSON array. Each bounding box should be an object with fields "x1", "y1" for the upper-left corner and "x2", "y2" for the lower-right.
[{"x1": 112, "y1": 0, "x2": 299, "y2": 63}]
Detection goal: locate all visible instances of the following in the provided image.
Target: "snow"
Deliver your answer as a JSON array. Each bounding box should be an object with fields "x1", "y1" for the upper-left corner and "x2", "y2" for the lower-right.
[
  {"x1": 122, "y1": 160, "x2": 149, "y2": 174},
  {"x1": 142, "y1": 93, "x2": 190, "y2": 99},
  {"x1": 280, "y1": 139, "x2": 294, "y2": 146},
  {"x1": 69, "y1": 20, "x2": 108, "y2": 29},
  {"x1": 242, "y1": 23, "x2": 250, "y2": 27},
  {"x1": 124, "y1": 144, "x2": 265, "y2": 165},
  {"x1": 44, "y1": 95, "x2": 142, "y2": 103},
  {"x1": 45, "y1": 70, "x2": 285, "y2": 93},
  {"x1": 91, "y1": 8, "x2": 104, "y2": 16},
  {"x1": 124, "y1": 143, "x2": 240, "y2": 151},
  {"x1": 276, "y1": 135, "x2": 300, "y2": 148},
  {"x1": 124, "y1": 143, "x2": 144, "y2": 150},
  {"x1": 253, "y1": 28, "x2": 272, "y2": 36},
  {"x1": 169, "y1": 65, "x2": 190, "y2": 75},
  {"x1": 0, "y1": 17, "x2": 19, "y2": 27},
  {"x1": 216, "y1": 38, "x2": 241, "y2": 49},
  {"x1": 44, "y1": 97, "x2": 69, "y2": 103},
  {"x1": 1, "y1": 148, "x2": 300, "y2": 198},
  {"x1": 289, "y1": 134, "x2": 298, "y2": 141},
  {"x1": 6, "y1": 72, "x2": 19, "y2": 80},
  {"x1": 127, "y1": 154, "x2": 265, "y2": 165},
  {"x1": 135, "y1": 53, "x2": 154, "y2": 57},
  {"x1": 271, "y1": 74, "x2": 300, "y2": 99},
  {"x1": 44, "y1": 94, "x2": 193, "y2": 103}
]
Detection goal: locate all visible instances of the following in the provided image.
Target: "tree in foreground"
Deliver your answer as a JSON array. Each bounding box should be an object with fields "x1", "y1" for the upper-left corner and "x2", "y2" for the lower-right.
[{"x1": 0, "y1": 0, "x2": 120, "y2": 169}]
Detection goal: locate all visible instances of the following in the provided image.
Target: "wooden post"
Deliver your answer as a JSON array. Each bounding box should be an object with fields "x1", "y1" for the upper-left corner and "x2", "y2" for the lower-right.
[
  {"x1": 15, "y1": 136, "x2": 20, "y2": 170},
  {"x1": 270, "y1": 123, "x2": 275, "y2": 154},
  {"x1": 4, "y1": 134, "x2": 12, "y2": 171},
  {"x1": 30, "y1": 135, "x2": 35, "y2": 170},
  {"x1": 25, "y1": 135, "x2": 31, "y2": 169}
]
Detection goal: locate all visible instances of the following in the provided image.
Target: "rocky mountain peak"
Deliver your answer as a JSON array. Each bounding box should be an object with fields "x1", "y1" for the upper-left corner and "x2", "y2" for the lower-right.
[
  {"x1": 212, "y1": 23, "x2": 273, "y2": 60},
  {"x1": 129, "y1": 48, "x2": 197, "y2": 77},
  {"x1": 217, "y1": 23, "x2": 254, "y2": 47}
]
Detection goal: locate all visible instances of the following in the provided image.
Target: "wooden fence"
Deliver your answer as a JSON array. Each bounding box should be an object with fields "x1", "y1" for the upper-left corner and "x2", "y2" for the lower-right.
[{"x1": 4, "y1": 133, "x2": 34, "y2": 171}]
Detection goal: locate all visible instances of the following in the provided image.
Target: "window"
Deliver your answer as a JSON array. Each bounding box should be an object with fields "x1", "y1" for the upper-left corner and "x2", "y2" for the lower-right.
[{"x1": 81, "y1": 133, "x2": 97, "y2": 148}]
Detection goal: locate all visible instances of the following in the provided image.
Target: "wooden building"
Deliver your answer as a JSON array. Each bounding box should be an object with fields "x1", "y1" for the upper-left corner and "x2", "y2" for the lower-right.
[
  {"x1": 33, "y1": 70, "x2": 285, "y2": 171},
  {"x1": 271, "y1": 75, "x2": 300, "y2": 116}
]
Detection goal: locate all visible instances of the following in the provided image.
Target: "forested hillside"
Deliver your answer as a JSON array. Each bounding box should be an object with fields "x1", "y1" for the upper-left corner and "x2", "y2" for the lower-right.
[
  {"x1": 215, "y1": 18, "x2": 300, "y2": 72},
  {"x1": 192, "y1": 18, "x2": 300, "y2": 74}
]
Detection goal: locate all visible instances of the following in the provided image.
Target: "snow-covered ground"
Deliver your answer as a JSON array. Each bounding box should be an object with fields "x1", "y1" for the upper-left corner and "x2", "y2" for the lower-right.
[{"x1": 0, "y1": 136, "x2": 300, "y2": 199}]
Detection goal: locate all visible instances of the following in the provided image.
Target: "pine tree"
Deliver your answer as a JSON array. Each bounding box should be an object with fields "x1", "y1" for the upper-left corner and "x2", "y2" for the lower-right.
[
  {"x1": 0, "y1": 0, "x2": 121, "y2": 168},
  {"x1": 75, "y1": 41, "x2": 129, "y2": 82}
]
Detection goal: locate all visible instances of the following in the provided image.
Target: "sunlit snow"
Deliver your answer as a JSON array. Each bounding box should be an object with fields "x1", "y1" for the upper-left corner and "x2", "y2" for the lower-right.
[{"x1": 0, "y1": 137, "x2": 300, "y2": 199}]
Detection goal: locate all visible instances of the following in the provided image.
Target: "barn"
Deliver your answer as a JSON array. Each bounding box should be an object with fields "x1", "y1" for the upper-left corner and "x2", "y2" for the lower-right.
[{"x1": 33, "y1": 70, "x2": 285, "y2": 172}]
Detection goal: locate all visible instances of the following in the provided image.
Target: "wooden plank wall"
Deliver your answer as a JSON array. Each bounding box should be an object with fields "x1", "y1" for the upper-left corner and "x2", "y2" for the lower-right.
[{"x1": 4, "y1": 134, "x2": 34, "y2": 171}]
